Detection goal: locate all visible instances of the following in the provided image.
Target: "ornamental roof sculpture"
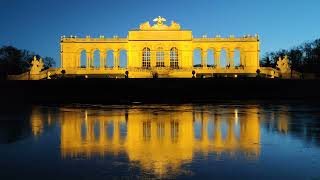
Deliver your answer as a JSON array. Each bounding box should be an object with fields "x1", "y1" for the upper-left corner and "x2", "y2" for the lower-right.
[{"x1": 140, "y1": 16, "x2": 181, "y2": 31}]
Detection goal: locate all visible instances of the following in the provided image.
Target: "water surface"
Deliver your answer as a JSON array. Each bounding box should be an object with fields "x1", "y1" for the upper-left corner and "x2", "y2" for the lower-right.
[{"x1": 0, "y1": 103, "x2": 319, "y2": 179}]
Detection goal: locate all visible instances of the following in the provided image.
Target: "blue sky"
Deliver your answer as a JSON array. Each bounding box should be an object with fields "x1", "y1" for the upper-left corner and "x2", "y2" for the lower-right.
[{"x1": 1, "y1": 0, "x2": 320, "y2": 67}]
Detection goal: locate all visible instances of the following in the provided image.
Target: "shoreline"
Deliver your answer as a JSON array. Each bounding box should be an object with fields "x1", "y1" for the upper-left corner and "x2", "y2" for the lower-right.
[{"x1": 1, "y1": 79, "x2": 319, "y2": 105}]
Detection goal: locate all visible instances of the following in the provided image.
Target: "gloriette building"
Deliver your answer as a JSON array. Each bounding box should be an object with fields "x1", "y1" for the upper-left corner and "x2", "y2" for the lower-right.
[{"x1": 60, "y1": 16, "x2": 261, "y2": 78}]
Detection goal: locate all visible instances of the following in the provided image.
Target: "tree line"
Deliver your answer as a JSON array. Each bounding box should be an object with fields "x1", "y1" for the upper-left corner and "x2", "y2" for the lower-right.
[
  {"x1": 0, "y1": 46, "x2": 55, "y2": 75},
  {"x1": 261, "y1": 39, "x2": 320, "y2": 73}
]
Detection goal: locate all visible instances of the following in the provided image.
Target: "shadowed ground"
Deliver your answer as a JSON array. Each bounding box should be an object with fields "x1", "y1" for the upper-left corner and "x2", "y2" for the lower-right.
[{"x1": 0, "y1": 79, "x2": 319, "y2": 104}]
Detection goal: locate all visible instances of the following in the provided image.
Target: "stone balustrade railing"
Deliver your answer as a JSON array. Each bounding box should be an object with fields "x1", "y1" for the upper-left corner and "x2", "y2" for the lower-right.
[
  {"x1": 61, "y1": 37, "x2": 128, "y2": 42},
  {"x1": 193, "y1": 37, "x2": 258, "y2": 42}
]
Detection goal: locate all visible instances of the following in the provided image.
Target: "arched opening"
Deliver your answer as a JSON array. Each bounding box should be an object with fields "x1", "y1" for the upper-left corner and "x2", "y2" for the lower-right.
[
  {"x1": 106, "y1": 50, "x2": 114, "y2": 68},
  {"x1": 119, "y1": 50, "x2": 127, "y2": 68},
  {"x1": 142, "y1": 47, "x2": 151, "y2": 68},
  {"x1": 220, "y1": 48, "x2": 228, "y2": 68},
  {"x1": 207, "y1": 49, "x2": 215, "y2": 67},
  {"x1": 80, "y1": 50, "x2": 87, "y2": 68},
  {"x1": 93, "y1": 50, "x2": 100, "y2": 68},
  {"x1": 234, "y1": 49, "x2": 241, "y2": 67},
  {"x1": 193, "y1": 48, "x2": 202, "y2": 67},
  {"x1": 156, "y1": 47, "x2": 165, "y2": 67},
  {"x1": 170, "y1": 47, "x2": 179, "y2": 69}
]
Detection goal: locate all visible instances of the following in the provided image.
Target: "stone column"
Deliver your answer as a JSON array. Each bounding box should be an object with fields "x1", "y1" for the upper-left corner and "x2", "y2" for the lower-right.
[
  {"x1": 201, "y1": 50, "x2": 207, "y2": 68},
  {"x1": 90, "y1": 53, "x2": 95, "y2": 68},
  {"x1": 100, "y1": 51, "x2": 106, "y2": 69},
  {"x1": 77, "y1": 53, "x2": 81, "y2": 68},
  {"x1": 241, "y1": 53, "x2": 246, "y2": 67},
  {"x1": 86, "y1": 52, "x2": 91, "y2": 69},
  {"x1": 225, "y1": 51, "x2": 230, "y2": 67},
  {"x1": 151, "y1": 50, "x2": 156, "y2": 68},
  {"x1": 214, "y1": 51, "x2": 221, "y2": 68},
  {"x1": 76, "y1": 53, "x2": 80, "y2": 68},
  {"x1": 229, "y1": 51, "x2": 235, "y2": 67},
  {"x1": 177, "y1": 50, "x2": 181, "y2": 68},
  {"x1": 165, "y1": 50, "x2": 170, "y2": 67},
  {"x1": 113, "y1": 50, "x2": 120, "y2": 69}
]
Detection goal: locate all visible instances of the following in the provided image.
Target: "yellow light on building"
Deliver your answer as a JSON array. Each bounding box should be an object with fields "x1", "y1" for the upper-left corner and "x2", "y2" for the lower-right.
[{"x1": 59, "y1": 16, "x2": 260, "y2": 78}]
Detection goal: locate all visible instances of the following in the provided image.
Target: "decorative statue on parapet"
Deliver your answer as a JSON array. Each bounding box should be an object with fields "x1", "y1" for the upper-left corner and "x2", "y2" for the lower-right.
[
  {"x1": 140, "y1": 16, "x2": 181, "y2": 31},
  {"x1": 276, "y1": 55, "x2": 291, "y2": 73},
  {"x1": 153, "y1": 16, "x2": 166, "y2": 25},
  {"x1": 30, "y1": 56, "x2": 44, "y2": 75}
]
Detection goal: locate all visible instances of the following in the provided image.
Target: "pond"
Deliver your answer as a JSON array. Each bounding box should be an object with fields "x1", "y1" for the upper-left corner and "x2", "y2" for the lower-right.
[{"x1": 0, "y1": 103, "x2": 319, "y2": 179}]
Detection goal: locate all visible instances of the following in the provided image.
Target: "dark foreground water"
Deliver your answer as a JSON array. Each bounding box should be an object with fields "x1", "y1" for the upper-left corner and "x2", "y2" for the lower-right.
[{"x1": 0, "y1": 103, "x2": 320, "y2": 180}]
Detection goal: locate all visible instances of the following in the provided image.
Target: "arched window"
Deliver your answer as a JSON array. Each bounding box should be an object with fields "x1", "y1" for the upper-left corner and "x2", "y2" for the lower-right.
[
  {"x1": 119, "y1": 50, "x2": 128, "y2": 68},
  {"x1": 156, "y1": 47, "x2": 165, "y2": 67},
  {"x1": 193, "y1": 48, "x2": 202, "y2": 67},
  {"x1": 170, "y1": 47, "x2": 179, "y2": 68},
  {"x1": 106, "y1": 50, "x2": 114, "y2": 68},
  {"x1": 142, "y1": 47, "x2": 151, "y2": 68}
]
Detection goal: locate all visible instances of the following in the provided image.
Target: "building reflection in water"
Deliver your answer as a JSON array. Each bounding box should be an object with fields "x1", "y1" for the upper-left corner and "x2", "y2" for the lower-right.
[
  {"x1": 30, "y1": 106, "x2": 54, "y2": 137},
  {"x1": 28, "y1": 105, "x2": 280, "y2": 175}
]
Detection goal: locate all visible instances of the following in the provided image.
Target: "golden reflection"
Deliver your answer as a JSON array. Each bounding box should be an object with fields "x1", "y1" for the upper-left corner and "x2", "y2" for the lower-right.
[
  {"x1": 31, "y1": 107, "x2": 44, "y2": 136},
  {"x1": 60, "y1": 109, "x2": 126, "y2": 158},
  {"x1": 30, "y1": 105, "x2": 277, "y2": 176},
  {"x1": 277, "y1": 107, "x2": 289, "y2": 134},
  {"x1": 56, "y1": 106, "x2": 263, "y2": 175}
]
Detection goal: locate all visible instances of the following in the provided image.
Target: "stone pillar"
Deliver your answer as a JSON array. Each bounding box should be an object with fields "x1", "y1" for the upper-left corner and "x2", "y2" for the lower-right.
[
  {"x1": 241, "y1": 53, "x2": 246, "y2": 67},
  {"x1": 60, "y1": 53, "x2": 64, "y2": 69},
  {"x1": 90, "y1": 53, "x2": 95, "y2": 68},
  {"x1": 113, "y1": 50, "x2": 120, "y2": 69},
  {"x1": 214, "y1": 51, "x2": 221, "y2": 68},
  {"x1": 225, "y1": 51, "x2": 230, "y2": 67},
  {"x1": 86, "y1": 52, "x2": 91, "y2": 69},
  {"x1": 151, "y1": 50, "x2": 156, "y2": 67},
  {"x1": 77, "y1": 53, "x2": 81, "y2": 68},
  {"x1": 177, "y1": 50, "x2": 181, "y2": 68},
  {"x1": 165, "y1": 50, "x2": 170, "y2": 67},
  {"x1": 100, "y1": 51, "x2": 106, "y2": 69},
  {"x1": 76, "y1": 53, "x2": 80, "y2": 68},
  {"x1": 201, "y1": 50, "x2": 207, "y2": 68},
  {"x1": 229, "y1": 51, "x2": 235, "y2": 67}
]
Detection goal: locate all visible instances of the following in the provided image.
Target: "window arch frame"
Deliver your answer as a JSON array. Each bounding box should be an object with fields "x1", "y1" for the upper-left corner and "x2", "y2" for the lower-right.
[
  {"x1": 170, "y1": 47, "x2": 179, "y2": 68},
  {"x1": 142, "y1": 47, "x2": 151, "y2": 68},
  {"x1": 156, "y1": 47, "x2": 165, "y2": 67}
]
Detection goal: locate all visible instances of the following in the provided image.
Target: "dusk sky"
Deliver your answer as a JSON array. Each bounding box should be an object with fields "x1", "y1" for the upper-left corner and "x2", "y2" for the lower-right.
[{"x1": 1, "y1": 0, "x2": 320, "y2": 67}]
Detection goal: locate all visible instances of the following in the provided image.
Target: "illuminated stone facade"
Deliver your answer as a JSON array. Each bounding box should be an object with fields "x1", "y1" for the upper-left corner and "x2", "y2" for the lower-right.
[{"x1": 60, "y1": 16, "x2": 260, "y2": 78}]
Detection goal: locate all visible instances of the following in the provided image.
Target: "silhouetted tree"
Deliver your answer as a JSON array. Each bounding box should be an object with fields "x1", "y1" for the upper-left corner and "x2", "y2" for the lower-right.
[
  {"x1": 0, "y1": 46, "x2": 23, "y2": 75},
  {"x1": 261, "y1": 38, "x2": 320, "y2": 73},
  {"x1": 42, "y1": 57, "x2": 55, "y2": 70},
  {"x1": 260, "y1": 53, "x2": 272, "y2": 67},
  {"x1": 0, "y1": 45, "x2": 55, "y2": 75}
]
